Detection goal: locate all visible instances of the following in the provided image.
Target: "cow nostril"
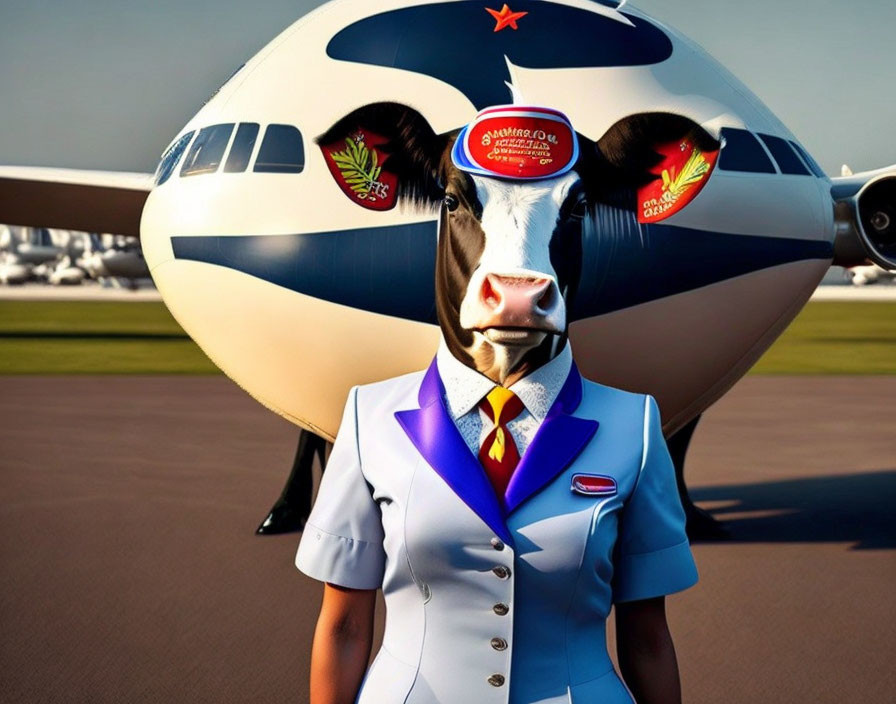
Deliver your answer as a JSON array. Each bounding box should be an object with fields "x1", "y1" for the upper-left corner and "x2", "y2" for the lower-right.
[
  {"x1": 482, "y1": 276, "x2": 502, "y2": 309},
  {"x1": 537, "y1": 284, "x2": 555, "y2": 311}
]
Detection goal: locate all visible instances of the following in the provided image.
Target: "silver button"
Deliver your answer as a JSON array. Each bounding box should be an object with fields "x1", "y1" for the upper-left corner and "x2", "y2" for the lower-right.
[
  {"x1": 490, "y1": 537, "x2": 505, "y2": 551},
  {"x1": 490, "y1": 637, "x2": 508, "y2": 651},
  {"x1": 492, "y1": 565, "x2": 510, "y2": 579},
  {"x1": 487, "y1": 674, "x2": 505, "y2": 687},
  {"x1": 418, "y1": 582, "x2": 431, "y2": 601},
  {"x1": 493, "y1": 603, "x2": 509, "y2": 616}
]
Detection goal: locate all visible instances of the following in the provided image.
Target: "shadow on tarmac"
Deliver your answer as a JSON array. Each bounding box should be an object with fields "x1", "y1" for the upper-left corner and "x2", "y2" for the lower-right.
[{"x1": 691, "y1": 469, "x2": 896, "y2": 549}]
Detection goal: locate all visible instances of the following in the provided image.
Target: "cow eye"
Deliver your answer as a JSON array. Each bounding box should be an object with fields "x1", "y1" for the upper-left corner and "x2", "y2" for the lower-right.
[
  {"x1": 443, "y1": 193, "x2": 460, "y2": 212},
  {"x1": 569, "y1": 193, "x2": 588, "y2": 220}
]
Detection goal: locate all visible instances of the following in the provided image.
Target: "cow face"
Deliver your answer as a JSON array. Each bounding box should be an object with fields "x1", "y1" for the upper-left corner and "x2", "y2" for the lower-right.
[
  {"x1": 317, "y1": 102, "x2": 719, "y2": 386},
  {"x1": 436, "y1": 166, "x2": 585, "y2": 385}
]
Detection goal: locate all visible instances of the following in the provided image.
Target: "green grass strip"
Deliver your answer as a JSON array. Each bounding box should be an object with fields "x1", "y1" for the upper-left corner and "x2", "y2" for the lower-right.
[
  {"x1": 749, "y1": 301, "x2": 896, "y2": 374},
  {"x1": 0, "y1": 301, "x2": 186, "y2": 335},
  {"x1": 0, "y1": 301, "x2": 219, "y2": 374}
]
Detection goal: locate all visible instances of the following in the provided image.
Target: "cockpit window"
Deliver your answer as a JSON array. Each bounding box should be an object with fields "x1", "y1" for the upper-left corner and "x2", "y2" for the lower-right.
[
  {"x1": 155, "y1": 131, "x2": 194, "y2": 186},
  {"x1": 758, "y1": 134, "x2": 810, "y2": 176},
  {"x1": 718, "y1": 128, "x2": 776, "y2": 174},
  {"x1": 789, "y1": 141, "x2": 826, "y2": 178},
  {"x1": 254, "y1": 124, "x2": 305, "y2": 173},
  {"x1": 180, "y1": 124, "x2": 235, "y2": 177},
  {"x1": 224, "y1": 123, "x2": 260, "y2": 173}
]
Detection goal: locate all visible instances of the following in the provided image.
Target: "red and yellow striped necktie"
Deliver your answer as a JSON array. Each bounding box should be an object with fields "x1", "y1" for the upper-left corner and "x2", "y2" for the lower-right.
[{"x1": 478, "y1": 387, "x2": 525, "y2": 497}]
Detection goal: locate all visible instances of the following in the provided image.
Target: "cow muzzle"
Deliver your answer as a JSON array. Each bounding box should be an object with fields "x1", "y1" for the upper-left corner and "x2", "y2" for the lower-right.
[{"x1": 469, "y1": 272, "x2": 565, "y2": 345}]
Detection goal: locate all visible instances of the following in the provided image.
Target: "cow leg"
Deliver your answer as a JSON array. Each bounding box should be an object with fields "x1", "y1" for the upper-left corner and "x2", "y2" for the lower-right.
[
  {"x1": 256, "y1": 429, "x2": 330, "y2": 535},
  {"x1": 667, "y1": 414, "x2": 729, "y2": 540}
]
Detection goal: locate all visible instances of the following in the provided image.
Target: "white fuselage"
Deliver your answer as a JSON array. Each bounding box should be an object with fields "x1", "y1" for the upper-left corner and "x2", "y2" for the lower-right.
[{"x1": 139, "y1": 0, "x2": 836, "y2": 438}]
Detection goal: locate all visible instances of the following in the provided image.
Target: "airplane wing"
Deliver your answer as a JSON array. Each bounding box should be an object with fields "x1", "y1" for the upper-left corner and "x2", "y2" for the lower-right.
[{"x1": 0, "y1": 166, "x2": 152, "y2": 238}]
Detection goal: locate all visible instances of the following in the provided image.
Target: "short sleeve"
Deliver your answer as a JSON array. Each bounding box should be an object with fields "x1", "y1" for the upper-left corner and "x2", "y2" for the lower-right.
[
  {"x1": 612, "y1": 395, "x2": 697, "y2": 603},
  {"x1": 295, "y1": 387, "x2": 386, "y2": 589}
]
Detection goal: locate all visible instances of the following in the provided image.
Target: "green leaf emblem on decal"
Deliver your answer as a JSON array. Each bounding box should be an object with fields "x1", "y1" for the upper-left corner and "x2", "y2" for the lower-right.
[{"x1": 330, "y1": 134, "x2": 388, "y2": 201}]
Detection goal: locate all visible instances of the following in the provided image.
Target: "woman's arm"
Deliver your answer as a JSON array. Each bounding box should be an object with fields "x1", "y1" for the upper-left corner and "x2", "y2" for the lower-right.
[
  {"x1": 309, "y1": 583, "x2": 377, "y2": 704},
  {"x1": 615, "y1": 596, "x2": 682, "y2": 704}
]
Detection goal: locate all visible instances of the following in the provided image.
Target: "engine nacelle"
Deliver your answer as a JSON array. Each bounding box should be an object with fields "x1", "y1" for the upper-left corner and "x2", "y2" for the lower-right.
[{"x1": 832, "y1": 170, "x2": 896, "y2": 270}]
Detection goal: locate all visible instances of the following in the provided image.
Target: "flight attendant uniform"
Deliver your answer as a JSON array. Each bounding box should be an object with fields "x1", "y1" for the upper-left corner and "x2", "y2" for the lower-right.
[{"x1": 296, "y1": 341, "x2": 697, "y2": 704}]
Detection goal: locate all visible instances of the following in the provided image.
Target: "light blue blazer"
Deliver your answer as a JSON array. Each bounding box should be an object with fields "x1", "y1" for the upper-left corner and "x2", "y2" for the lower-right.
[{"x1": 297, "y1": 359, "x2": 696, "y2": 704}]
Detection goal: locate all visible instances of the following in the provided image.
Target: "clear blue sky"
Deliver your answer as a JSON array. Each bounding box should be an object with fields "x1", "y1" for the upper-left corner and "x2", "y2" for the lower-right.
[{"x1": 1, "y1": 0, "x2": 893, "y2": 174}]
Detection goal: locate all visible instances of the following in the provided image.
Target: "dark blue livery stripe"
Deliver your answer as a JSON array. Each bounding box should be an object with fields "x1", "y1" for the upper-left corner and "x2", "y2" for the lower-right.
[
  {"x1": 171, "y1": 220, "x2": 832, "y2": 322},
  {"x1": 572, "y1": 217, "x2": 832, "y2": 318},
  {"x1": 172, "y1": 221, "x2": 438, "y2": 323}
]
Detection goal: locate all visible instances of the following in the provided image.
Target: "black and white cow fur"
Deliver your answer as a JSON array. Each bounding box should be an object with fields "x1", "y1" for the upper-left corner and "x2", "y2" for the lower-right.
[
  {"x1": 257, "y1": 102, "x2": 721, "y2": 536},
  {"x1": 317, "y1": 102, "x2": 720, "y2": 387}
]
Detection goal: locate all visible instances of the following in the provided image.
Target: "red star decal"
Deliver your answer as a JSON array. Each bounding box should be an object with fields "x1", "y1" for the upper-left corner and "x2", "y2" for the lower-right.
[{"x1": 486, "y1": 4, "x2": 528, "y2": 32}]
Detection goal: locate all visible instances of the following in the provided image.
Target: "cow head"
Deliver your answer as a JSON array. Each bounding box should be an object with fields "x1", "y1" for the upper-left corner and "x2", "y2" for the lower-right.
[{"x1": 317, "y1": 103, "x2": 719, "y2": 386}]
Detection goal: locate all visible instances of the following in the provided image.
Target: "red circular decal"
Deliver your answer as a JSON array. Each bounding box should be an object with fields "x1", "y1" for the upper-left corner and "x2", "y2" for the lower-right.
[
  {"x1": 456, "y1": 107, "x2": 578, "y2": 180},
  {"x1": 321, "y1": 129, "x2": 398, "y2": 211},
  {"x1": 637, "y1": 138, "x2": 719, "y2": 224}
]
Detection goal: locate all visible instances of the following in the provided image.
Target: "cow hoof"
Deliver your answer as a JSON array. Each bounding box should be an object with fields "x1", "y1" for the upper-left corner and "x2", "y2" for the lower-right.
[
  {"x1": 256, "y1": 501, "x2": 307, "y2": 535},
  {"x1": 685, "y1": 503, "x2": 730, "y2": 541}
]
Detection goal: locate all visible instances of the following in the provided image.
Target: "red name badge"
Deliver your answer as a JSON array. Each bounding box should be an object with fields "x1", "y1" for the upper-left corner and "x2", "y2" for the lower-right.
[
  {"x1": 321, "y1": 129, "x2": 398, "y2": 211},
  {"x1": 571, "y1": 474, "x2": 617, "y2": 496},
  {"x1": 637, "y1": 138, "x2": 719, "y2": 224},
  {"x1": 452, "y1": 105, "x2": 579, "y2": 180}
]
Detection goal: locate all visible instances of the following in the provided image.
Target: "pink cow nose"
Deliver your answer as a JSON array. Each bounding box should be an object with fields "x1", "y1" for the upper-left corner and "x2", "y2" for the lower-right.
[{"x1": 479, "y1": 274, "x2": 555, "y2": 328}]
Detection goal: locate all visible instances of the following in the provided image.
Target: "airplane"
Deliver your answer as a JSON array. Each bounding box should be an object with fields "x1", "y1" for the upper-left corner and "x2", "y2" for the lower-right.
[
  {"x1": 42, "y1": 230, "x2": 87, "y2": 286},
  {"x1": 0, "y1": 225, "x2": 64, "y2": 267},
  {"x1": 81, "y1": 233, "x2": 152, "y2": 288},
  {"x1": 0, "y1": 225, "x2": 65, "y2": 285},
  {"x1": 0, "y1": 226, "x2": 152, "y2": 287},
  {"x1": 0, "y1": 227, "x2": 31, "y2": 284},
  {"x1": 847, "y1": 263, "x2": 896, "y2": 286},
  {"x1": 0, "y1": 0, "x2": 893, "y2": 538},
  {"x1": 0, "y1": 259, "x2": 32, "y2": 286},
  {"x1": 48, "y1": 253, "x2": 87, "y2": 286}
]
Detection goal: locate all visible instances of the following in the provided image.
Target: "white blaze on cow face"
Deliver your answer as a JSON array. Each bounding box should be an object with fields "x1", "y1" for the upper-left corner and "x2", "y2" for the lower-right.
[{"x1": 459, "y1": 170, "x2": 581, "y2": 346}]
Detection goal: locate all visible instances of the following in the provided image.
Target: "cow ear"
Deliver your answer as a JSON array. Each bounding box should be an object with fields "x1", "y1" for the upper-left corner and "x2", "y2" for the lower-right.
[
  {"x1": 585, "y1": 113, "x2": 721, "y2": 223},
  {"x1": 316, "y1": 102, "x2": 448, "y2": 212}
]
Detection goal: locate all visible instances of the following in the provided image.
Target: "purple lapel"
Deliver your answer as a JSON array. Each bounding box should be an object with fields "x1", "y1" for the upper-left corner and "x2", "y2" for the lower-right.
[
  {"x1": 504, "y1": 363, "x2": 599, "y2": 514},
  {"x1": 395, "y1": 360, "x2": 512, "y2": 545}
]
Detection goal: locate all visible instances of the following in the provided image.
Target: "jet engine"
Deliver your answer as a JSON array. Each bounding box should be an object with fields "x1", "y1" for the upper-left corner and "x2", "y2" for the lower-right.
[{"x1": 833, "y1": 168, "x2": 896, "y2": 270}]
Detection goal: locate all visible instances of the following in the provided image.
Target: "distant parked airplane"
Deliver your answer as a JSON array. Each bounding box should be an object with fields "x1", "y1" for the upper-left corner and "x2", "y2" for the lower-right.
[{"x1": 848, "y1": 263, "x2": 896, "y2": 286}]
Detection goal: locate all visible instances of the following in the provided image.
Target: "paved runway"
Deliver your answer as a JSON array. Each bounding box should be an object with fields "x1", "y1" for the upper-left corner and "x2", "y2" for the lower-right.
[{"x1": 1, "y1": 376, "x2": 893, "y2": 703}]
